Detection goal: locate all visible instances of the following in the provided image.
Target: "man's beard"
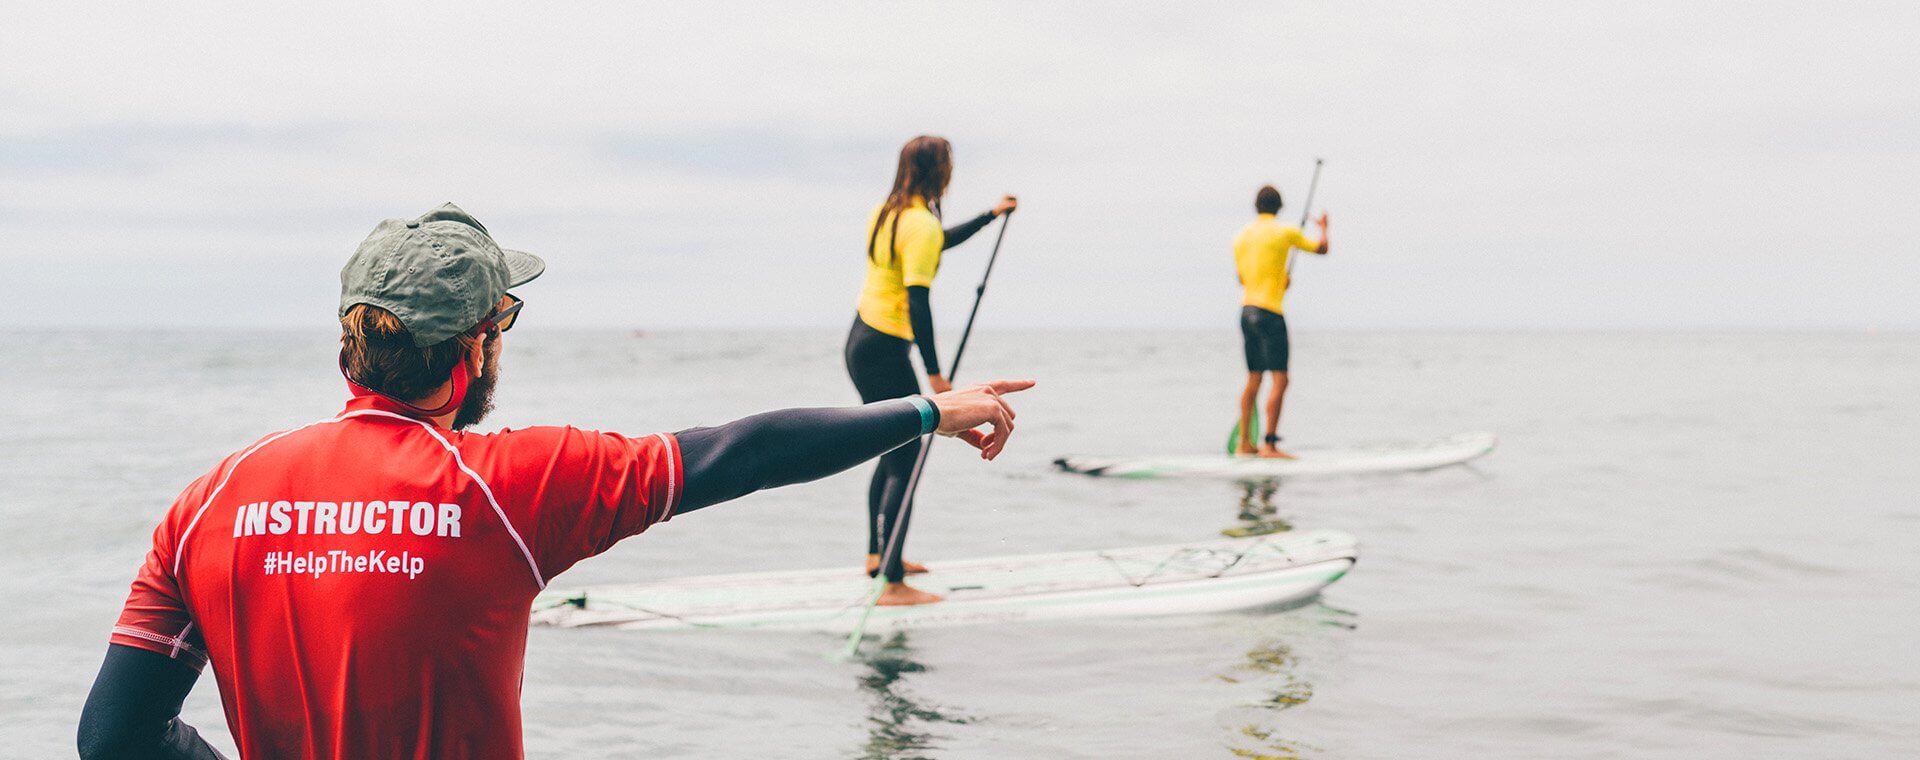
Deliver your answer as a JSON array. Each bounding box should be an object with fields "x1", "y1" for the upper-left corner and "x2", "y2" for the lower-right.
[{"x1": 450, "y1": 339, "x2": 501, "y2": 431}]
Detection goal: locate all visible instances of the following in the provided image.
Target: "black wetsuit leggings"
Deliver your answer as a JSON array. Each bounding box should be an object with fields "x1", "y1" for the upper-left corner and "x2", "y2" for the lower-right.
[{"x1": 845, "y1": 317, "x2": 923, "y2": 583}]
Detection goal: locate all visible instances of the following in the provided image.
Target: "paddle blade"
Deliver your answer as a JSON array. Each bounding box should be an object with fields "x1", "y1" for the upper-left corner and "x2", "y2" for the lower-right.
[
  {"x1": 838, "y1": 575, "x2": 891, "y2": 658},
  {"x1": 1227, "y1": 401, "x2": 1262, "y2": 454}
]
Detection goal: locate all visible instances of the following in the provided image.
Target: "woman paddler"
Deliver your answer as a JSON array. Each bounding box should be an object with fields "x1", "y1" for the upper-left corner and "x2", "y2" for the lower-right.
[{"x1": 846, "y1": 135, "x2": 1016, "y2": 606}]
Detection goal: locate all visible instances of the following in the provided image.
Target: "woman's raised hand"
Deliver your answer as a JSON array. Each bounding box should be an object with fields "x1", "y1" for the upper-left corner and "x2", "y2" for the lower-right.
[{"x1": 993, "y1": 195, "x2": 1019, "y2": 216}]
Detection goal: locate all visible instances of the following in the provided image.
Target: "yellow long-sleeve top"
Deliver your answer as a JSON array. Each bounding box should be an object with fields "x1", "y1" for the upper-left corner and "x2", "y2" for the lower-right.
[
  {"x1": 856, "y1": 199, "x2": 944, "y2": 339},
  {"x1": 1233, "y1": 213, "x2": 1323, "y2": 314}
]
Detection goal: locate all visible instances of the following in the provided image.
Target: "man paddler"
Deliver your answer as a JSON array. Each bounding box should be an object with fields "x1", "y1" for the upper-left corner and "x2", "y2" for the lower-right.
[
  {"x1": 1233, "y1": 185, "x2": 1329, "y2": 458},
  {"x1": 77, "y1": 203, "x2": 1032, "y2": 759}
]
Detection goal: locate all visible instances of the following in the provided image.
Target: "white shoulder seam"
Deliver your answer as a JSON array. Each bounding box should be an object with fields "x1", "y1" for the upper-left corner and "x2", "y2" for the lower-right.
[
  {"x1": 170, "y1": 415, "x2": 364, "y2": 578},
  {"x1": 360, "y1": 411, "x2": 548, "y2": 589}
]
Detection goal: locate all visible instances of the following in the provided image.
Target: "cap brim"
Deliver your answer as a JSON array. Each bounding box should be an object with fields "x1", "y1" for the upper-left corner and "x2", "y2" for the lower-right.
[{"x1": 503, "y1": 249, "x2": 546, "y2": 288}]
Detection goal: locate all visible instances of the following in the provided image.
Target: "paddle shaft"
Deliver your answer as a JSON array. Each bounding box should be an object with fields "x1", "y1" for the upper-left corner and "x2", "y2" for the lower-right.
[
  {"x1": 1285, "y1": 158, "x2": 1324, "y2": 277},
  {"x1": 843, "y1": 211, "x2": 1013, "y2": 657}
]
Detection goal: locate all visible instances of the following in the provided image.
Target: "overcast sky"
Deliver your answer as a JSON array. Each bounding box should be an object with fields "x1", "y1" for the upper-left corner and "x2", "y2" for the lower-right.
[{"x1": 4, "y1": 1, "x2": 1915, "y2": 331}]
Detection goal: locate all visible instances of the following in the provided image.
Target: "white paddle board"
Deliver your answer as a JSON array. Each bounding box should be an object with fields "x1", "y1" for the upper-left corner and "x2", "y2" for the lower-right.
[
  {"x1": 531, "y1": 530, "x2": 1357, "y2": 632},
  {"x1": 1054, "y1": 431, "x2": 1496, "y2": 480}
]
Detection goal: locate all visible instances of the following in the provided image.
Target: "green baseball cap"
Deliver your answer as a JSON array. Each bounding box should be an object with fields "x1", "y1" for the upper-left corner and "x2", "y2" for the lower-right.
[{"x1": 339, "y1": 202, "x2": 545, "y2": 346}]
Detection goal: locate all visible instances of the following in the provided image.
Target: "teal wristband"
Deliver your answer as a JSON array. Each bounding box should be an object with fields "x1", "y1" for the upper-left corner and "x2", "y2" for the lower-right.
[{"x1": 905, "y1": 395, "x2": 938, "y2": 436}]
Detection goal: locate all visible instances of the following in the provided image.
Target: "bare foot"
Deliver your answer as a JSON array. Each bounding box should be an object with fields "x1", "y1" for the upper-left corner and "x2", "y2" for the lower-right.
[
  {"x1": 1234, "y1": 442, "x2": 1258, "y2": 456},
  {"x1": 865, "y1": 555, "x2": 930, "y2": 575},
  {"x1": 1257, "y1": 445, "x2": 1297, "y2": 460},
  {"x1": 876, "y1": 582, "x2": 944, "y2": 606}
]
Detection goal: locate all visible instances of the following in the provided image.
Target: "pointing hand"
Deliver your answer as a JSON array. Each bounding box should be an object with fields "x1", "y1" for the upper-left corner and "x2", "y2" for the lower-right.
[{"x1": 928, "y1": 379, "x2": 1036, "y2": 460}]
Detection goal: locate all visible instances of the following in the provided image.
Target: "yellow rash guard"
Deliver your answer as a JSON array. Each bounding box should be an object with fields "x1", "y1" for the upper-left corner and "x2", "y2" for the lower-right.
[
  {"x1": 1233, "y1": 213, "x2": 1323, "y2": 314},
  {"x1": 856, "y1": 199, "x2": 944, "y2": 339}
]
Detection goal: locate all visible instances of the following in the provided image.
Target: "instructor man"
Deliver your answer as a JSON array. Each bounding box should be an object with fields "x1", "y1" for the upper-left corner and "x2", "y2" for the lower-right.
[{"x1": 77, "y1": 203, "x2": 1031, "y2": 759}]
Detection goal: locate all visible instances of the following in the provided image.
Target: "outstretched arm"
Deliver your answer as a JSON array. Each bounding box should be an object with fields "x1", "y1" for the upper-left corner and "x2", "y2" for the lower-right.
[
  {"x1": 79, "y1": 644, "x2": 228, "y2": 760},
  {"x1": 672, "y1": 380, "x2": 1035, "y2": 514},
  {"x1": 675, "y1": 400, "x2": 924, "y2": 513}
]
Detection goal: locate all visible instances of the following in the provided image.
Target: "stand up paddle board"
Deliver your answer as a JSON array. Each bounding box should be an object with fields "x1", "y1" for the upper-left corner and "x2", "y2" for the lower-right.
[
  {"x1": 531, "y1": 530, "x2": 1357, "y2": 632},
  {"x1": 1054, "y1": 431, "x2": 1496, "y2": 480}
]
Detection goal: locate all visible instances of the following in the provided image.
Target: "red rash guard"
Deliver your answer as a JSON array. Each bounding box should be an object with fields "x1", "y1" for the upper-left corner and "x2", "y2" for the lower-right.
[{"x1": 110, "y1": 390, "x2": 682, "y2": 759}]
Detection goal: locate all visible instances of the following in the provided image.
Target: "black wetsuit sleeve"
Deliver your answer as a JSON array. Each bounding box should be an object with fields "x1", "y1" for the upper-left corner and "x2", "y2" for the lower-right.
[
  {"x1": 907, "y1": 285, "x2": 941, "y2": 376},
  {"x1": 79, "y1": 644, "x2": 229, "y2": 760},
  {"x1": 942, "y1": 211, "x2": 996, "y2": 250},
  {"x1": 673, "y1": 399, "x2": 931, "y2": 514}
]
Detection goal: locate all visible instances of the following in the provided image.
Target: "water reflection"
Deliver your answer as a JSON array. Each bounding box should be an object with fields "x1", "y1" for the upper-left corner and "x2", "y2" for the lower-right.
[
  {"x1": 1223, "y1": 724, "x2": 1318, "y2": 760},
  {"x1": 854, "y1": 631, "x2": 974, "y2": 760},
  {"x1": 1216, "y1": 633, "x2": 1318, "y2": 758},
  {"x1": 1220, "y1": 640, "x2": 1316, "y2": 708},
  {"x1": 1226, "y1": 478, "x2": 1293, "y2": 537}
]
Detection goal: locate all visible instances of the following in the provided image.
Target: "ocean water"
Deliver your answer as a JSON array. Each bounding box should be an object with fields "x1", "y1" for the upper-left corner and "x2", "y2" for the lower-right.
[{"x1": 2, "y1": 329, "x2": 1916, "y2": 758}]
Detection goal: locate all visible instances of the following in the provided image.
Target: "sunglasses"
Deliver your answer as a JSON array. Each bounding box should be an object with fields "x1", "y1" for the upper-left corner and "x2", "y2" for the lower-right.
[{"x1": 473, "y1": 293, "x2": 523, "y2": 335}]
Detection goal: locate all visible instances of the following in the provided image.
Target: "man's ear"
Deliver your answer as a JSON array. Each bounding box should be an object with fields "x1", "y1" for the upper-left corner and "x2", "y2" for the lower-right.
[{"x1": 466, "y1": 338, "x2": 486, "y2": 378}]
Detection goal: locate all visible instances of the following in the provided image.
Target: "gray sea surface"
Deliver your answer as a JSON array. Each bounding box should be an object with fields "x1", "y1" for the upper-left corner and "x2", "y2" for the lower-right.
[{"x1": 3, "y1": 329, "x2": 1916, "y2": 758}]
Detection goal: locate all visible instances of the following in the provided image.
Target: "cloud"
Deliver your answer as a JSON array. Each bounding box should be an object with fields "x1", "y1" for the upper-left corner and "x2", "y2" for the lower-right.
[
  {"x1": 1, "y1": 1, "x2": 1917, "y2": 330},
  {"x1": 596, "y1": 129, "x2": 893, "y2": 180},
  {"x1": 0, "y1": 122, "x2": 342, "y2": 174}
]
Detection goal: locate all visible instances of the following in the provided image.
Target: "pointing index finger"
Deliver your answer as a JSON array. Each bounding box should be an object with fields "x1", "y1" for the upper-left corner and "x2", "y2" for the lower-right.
[{"x1": 982, "y1": 379, "x2": 1036, "y2": 395}]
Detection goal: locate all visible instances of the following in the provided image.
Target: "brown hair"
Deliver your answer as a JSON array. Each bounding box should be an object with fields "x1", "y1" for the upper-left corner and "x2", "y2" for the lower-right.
[
  {"x1": 1255, "y1": 185, "x2": 1283, "y2": 215},
  {"x1": 868, "y1": 135, "x2": 953, "y2": 262},
  {"x1": 341, "y1": 305, "x2": 485, "y2": 402}
]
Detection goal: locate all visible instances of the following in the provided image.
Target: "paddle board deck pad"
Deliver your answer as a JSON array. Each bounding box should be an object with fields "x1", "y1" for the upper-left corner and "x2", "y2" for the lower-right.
[
  {"x1": 530, "y1": 530, "x2": 1357, "y2": 632},
  {"x1": 1054, "y1": 431, "x2": 1496, "y2": 480}
]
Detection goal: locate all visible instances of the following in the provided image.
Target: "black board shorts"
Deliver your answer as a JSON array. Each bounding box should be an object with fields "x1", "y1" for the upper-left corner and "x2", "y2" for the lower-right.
[{"x1": 1240, "y1": 306, "x2": 1290, "y2": 372}]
